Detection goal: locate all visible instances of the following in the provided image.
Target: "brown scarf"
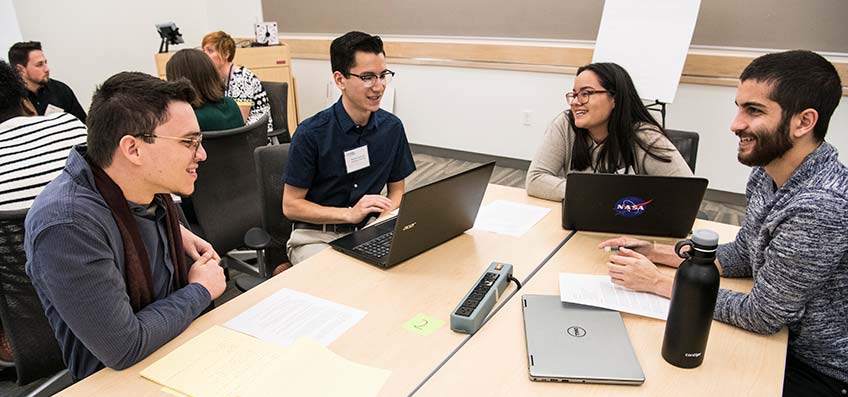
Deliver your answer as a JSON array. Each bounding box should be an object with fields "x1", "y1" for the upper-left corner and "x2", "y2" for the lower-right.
[{"x1": 87, "y1": 159, "x2": 189, "y2": 312}]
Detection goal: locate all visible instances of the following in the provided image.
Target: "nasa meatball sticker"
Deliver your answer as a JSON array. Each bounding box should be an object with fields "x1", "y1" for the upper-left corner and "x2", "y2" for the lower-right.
[{"x1": 614, "y1": 196, "x2": 653, "y2": 218}]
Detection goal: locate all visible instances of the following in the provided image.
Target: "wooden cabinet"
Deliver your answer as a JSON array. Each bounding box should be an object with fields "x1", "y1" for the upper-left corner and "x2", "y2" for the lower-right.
[{"x1": 155, "y1": 44, "x2": 298, "y2": 136}]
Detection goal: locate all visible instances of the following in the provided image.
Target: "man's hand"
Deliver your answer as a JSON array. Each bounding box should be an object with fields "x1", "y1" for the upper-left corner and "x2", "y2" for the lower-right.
[
  {"x1": 187, "y1": 251, "x2": 226, "y2": 300},
  {"x1": 346, "y1": 194, "x2": 393, "y2": 224},
  {"x1": 180, "y1": 225, "x2": 220, "y2": 261},
  {"x1": 607, "y1": 247, "x2": 673, "y2": 298}
]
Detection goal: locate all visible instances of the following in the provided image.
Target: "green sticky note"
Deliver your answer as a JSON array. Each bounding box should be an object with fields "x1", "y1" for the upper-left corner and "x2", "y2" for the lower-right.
[{"x1": 402, "y1": 314, "x2": 445, "y2": 336}]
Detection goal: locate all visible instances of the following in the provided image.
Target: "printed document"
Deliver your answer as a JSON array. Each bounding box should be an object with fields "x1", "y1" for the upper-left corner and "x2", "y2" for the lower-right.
[
  {"x1": 559, "y1": 273, "x2": 669, "y2": 320},
  {"x1": 224, "y1": 288, "x2": 367, "y2": 347}
]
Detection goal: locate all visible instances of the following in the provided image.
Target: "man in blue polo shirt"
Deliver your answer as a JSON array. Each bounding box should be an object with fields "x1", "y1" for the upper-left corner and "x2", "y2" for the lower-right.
[{"x1": 283, "y1": 31, "x2": 416, "y2": 264}]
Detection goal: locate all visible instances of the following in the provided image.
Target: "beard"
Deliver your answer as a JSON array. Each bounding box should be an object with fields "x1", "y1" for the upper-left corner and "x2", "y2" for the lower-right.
[{"x1": 736, "y1": 115, "x2": 793, "y2": 167}]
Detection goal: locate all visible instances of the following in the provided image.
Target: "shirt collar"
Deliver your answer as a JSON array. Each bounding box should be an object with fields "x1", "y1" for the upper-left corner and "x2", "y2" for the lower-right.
[{"x1": 332, "y1": 97, "x2": 381, "y2": 134}]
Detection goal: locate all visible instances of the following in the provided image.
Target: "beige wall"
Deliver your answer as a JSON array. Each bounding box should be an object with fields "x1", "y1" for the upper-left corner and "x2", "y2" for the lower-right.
[{"x1": 264, "y1": 0, "x2": 848, "y2": 53}]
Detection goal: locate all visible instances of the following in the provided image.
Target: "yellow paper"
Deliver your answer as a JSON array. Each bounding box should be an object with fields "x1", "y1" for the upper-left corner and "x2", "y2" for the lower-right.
[{"x1": 141, "y1": 326, "x2": 390, "y2": 397}]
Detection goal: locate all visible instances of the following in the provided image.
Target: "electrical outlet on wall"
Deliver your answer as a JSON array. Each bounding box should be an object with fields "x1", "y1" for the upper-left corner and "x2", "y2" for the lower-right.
[{"x1": 522, "y1": 110, "x2": 533, "y2": 126}]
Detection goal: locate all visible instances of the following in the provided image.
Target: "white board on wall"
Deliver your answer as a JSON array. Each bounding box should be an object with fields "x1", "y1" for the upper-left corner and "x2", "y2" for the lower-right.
[{"x1": 592, "y1": 0, "x2": 701, "y2": 103}]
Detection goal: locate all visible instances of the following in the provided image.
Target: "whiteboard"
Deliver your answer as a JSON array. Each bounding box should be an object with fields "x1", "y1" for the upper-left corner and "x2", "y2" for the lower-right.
[{"x1": 592, "y1": 0, "x2": 701, "y2": 103}]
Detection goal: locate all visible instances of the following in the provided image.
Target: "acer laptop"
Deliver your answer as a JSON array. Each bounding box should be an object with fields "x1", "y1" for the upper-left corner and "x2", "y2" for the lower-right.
[
  {"x1": 522, "y1": 294, "x2": 645, "y2": 385},
  {"x1": 329, "y1": 162, "x2": 495, "y2": 268},
  {"x1": 562, "y1": 173, "x2": 708, "y2": 237}
]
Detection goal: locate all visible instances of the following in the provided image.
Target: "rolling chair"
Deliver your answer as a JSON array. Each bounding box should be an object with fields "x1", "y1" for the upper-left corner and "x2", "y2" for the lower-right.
[
  {"x1": 260, "y1": 81, "x2": 290, "y2": 144},
  {"x1": 665, "y1": 129, "x2": 700, "y2": 173},
  {"x1": 236, "y1": 144, "x2": 292, "y2": 292},
  {"x1": 0, "y1": 209, "x2": 72, "y2": 396},
  {"x1": 191, "y1": 114, "x2": 269, "y2": 282}
]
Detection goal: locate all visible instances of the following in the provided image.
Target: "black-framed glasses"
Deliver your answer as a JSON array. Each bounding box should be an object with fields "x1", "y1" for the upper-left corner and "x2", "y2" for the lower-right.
[
  {"x1": 137, "y1": 133, "x2": 203, "y2": 155},
  {"x1": 347, "y1": 70, "x2": 395, "y2": 87},
  {"x1": 565, "y1": 89, "x2": 615, "y2": 105}
]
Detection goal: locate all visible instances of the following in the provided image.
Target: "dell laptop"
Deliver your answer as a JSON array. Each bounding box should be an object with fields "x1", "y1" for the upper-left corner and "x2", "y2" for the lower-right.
[
  {"x1": 522, "y1": 294, "x2": 645, "y2": 385},
  {"x1": 329, "y1": 162, "x2": 495, "y2": 268},
  {"x1": 562, "y1": 173, "x2": 708, "y2": 237}
]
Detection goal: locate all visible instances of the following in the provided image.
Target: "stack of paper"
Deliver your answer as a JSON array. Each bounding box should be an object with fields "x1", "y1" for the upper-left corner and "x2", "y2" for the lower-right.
[
  {"x1": 141, "y1": 326, "x2": 391, "y2": 397},
  {"x1": 559, "y1": 273, "x2": 670, "y2": 320}
]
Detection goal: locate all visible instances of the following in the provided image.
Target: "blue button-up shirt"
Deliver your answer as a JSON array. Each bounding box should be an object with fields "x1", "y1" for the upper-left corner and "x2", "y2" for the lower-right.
[{"x1": 285, "y1": 98, "x2": 416, "y2": 208}]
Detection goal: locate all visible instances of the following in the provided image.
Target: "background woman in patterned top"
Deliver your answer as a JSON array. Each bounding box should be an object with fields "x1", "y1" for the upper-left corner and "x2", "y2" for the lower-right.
[{"x1": 201, "y1": 31, "x2": 273, "y2": 132}]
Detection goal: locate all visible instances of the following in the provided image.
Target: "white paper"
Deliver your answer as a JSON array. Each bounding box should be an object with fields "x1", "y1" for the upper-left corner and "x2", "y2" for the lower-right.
[
  {"x1": 473, "y1": 200, "x2": 551, "y2": 237},
  {"x1": 44, "y1": 104, "x2": 65, "y2": 115},
  {"x1": 559, "y1": 273, "x2": 669, "y2": 320},
  {"x1": 593, "y1": 0, "x2": 701, "y2": 103},
  {"x1": 224, "y1": 288, "x2": 367, "y2": 347}
]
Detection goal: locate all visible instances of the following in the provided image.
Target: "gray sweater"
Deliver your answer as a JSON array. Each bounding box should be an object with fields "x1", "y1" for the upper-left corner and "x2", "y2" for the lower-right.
[
  {"x1": 525, "y1": 112, "x2": 692, "y2": 201},
  {"x1": 715, "y1": 142, "x2": 848, "y2": 383}
]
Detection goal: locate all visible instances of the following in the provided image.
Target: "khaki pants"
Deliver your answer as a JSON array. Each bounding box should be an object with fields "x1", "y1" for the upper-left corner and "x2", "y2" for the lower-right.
[{"x1": 286, "y1": 228, "x2": 348, "y2": 265}]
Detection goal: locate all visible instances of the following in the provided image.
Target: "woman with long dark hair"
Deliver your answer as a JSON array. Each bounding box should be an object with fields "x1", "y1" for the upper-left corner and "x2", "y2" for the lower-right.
[
  {"x1": 166, "y1": 48, "x2": 244, "y2": 131},
  {"x1": 526, "y1": 62, "x2": 691, "y2": 201}
]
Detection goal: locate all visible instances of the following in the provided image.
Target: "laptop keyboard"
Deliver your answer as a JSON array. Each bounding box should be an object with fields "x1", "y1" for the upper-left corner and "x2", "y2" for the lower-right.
[{"x1": 352, "y1": 231, "x2": 394, "y2": 258}]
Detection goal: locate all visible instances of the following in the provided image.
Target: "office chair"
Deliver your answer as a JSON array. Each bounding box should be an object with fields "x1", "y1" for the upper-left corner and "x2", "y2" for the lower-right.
[
  {"x1": 191, "y1": 114, "x2": 269, "y2": 282},
  {"x1": 236, "y1": 144, "x2": 292, "y2": 292},
  {"x1": 260, "y1": 81, "x2": 290, "y2": 144},
  {"x1": 665, "y1": 129, "x2": 700, "y2": 173},
  {"x1": 0, "y1": 209, "x2": 73, "y2": 395}
]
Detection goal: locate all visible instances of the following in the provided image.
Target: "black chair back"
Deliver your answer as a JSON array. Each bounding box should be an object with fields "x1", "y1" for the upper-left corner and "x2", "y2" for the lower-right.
[
  {"x1": 665, "y1": 129, "x2": 700, "y2": 173},
  {"x1": 253, "y1": 144, "x2": 291, "y2": 265},
  {"x1": 260, "y1": 81, "x2": 290, "y2": 143},
  {"x1": 0, "y1": 209, "x2": 66, "y2": 385},
  {"x1": 192, "y1": 114, "x2": 269, "y2": 254}
]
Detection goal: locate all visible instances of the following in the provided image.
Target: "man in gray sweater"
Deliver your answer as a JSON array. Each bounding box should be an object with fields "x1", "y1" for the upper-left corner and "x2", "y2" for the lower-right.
[{"x1": 600, "y1": 50, "x2": 846, "y2": 395}]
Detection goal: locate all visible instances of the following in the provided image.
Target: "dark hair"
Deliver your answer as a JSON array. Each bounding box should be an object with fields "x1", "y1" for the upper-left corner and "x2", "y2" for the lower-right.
[
  {"x1": 86, "y1": 72, "x2": 196, "y2": 168},
  {"x1": 0, "y1": 60, "x2": 28, "y2": 122},
  {"x1": 330, "y1": 31, "x2": 385, "y2": 76},
  {"x1": 569, "y1": 62, "x2": 671, "y2": 173},
  {"x1": 8, "y1": 41, "x2": 42, "y2": 68},
  {"x1": 740, "y1": 50, "x2": 841, "y2": 142},
  {"x1": 166, "y1": 48, "x2": 225, "y2": 108}
]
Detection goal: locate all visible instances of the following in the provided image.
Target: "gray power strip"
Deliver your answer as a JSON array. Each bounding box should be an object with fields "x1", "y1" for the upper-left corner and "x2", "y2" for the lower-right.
[{"x1": 450, "y1": 262, "x2": 514, "y2": 334}]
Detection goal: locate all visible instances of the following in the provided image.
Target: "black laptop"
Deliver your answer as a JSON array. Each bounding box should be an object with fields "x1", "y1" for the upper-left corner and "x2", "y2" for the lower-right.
[
  {"x1": 330, "y1": 162, "x2": 495, "y2": 268},
  {"x1": 562, "y1": 173, "x2": 708, "y2": 237}
]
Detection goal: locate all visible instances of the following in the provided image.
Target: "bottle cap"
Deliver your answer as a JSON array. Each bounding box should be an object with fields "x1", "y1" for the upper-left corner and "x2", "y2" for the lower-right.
[{"x1": 691, "y1": 229, "x2": 719, "y2": 249}]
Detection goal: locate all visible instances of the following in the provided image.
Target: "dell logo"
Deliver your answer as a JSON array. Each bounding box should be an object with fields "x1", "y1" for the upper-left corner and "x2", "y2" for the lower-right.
[
  {"x1": 566, "y1": 326, "x2": 587, "y2": 338},
  {"x1": 402, "y1": 222, "x2": 417, "y2": 231}
]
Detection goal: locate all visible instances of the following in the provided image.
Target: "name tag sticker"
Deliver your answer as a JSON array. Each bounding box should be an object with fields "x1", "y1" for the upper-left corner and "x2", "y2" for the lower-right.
[
  {"x1": 45, "y1": 104, "x2": 65, "y2": 115},
  {"x1": 344, "y1": 145, "x2": 370, "y2": 174}
]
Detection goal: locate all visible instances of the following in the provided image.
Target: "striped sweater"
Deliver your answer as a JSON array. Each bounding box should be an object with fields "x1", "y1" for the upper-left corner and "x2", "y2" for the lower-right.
[
  {"x1": 714, "y1": 142, "x2": 848, "y2": 383},
  {"x1": 0, "y1": 113, "x2": 87, "y2": 210}
]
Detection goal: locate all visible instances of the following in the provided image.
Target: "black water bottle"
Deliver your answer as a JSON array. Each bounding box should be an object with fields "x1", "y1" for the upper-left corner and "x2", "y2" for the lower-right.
[{"x1": 661, "y1": 229, "x2": 720, "y2": 368}]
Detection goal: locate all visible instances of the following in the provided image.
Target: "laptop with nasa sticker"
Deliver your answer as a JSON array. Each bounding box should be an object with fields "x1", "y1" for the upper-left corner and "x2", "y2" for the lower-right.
[{"x1": 562, "y1": 173, "x2": 708, "y2": 237}]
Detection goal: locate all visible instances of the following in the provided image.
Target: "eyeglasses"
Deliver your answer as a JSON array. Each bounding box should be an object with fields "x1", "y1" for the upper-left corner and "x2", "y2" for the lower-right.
[
  {"x1": 137, "y1": 133, "x2": 203, "y2": 155},
  {"x1": 565, "y1": 89, "x2": 615, "y2": 105},
  {"x1": 347, "y1": 70, "x2": 395, "y2": 87}
]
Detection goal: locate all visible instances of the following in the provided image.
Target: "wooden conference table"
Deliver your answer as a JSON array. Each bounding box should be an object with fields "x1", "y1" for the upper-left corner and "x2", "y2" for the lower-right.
[
  {"x1": 57, "y1": 184, "x2": 570, "y2": 396},
  {"x1": 414, "y1": 221, "x2": 789, "y2": 397}
]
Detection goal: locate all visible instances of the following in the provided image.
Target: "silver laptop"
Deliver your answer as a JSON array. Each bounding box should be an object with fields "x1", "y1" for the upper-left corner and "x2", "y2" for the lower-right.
[{"x1": 521, "y1": 294, "x2": 645, "y2": 385}]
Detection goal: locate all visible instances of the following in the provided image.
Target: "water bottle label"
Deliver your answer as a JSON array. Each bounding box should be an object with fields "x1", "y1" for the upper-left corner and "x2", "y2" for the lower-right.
[{"x1": 684, "y1": 352, "x2": 703, "y2": 358}]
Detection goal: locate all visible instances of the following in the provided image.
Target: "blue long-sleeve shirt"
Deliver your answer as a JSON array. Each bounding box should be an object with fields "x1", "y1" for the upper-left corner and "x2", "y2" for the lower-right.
[
  {"x1": 24, "y1": 146, "x2": 210, "y2": 380},
  {"x1": 714, "y1": 142, "x2": 848, "y2": 383}
]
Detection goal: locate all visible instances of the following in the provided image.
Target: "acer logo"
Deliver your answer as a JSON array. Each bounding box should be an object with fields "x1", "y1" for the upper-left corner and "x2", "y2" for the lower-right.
[{"x1": 402, "y1": 222, "x2": 417, "y2": 231}]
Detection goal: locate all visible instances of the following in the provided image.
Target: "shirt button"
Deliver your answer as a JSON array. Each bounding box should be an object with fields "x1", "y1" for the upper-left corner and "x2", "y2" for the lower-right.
[{"x1": 354, "y1": 184, "x2": 358, "y2": 189}]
